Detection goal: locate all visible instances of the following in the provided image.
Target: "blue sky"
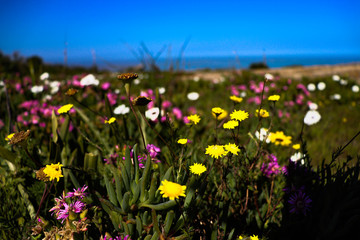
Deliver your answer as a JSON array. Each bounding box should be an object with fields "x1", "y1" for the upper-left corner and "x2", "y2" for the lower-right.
[{"x1": 1, "y1": 0, "x2": 359, "y2": 64}]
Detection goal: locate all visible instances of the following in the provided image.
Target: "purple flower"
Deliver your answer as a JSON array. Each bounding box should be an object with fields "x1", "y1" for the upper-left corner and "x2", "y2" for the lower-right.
[
  {"x1": 103, "y1": 235, "x2": 131, "y2": 240},
  {"x1": 288, "y1": 190, "x2": 312, "y2": 216},
  {"x1": 71, "y1": 200, "x2": 86, "y2": 213},
  {"x1": 66, "y1": 185, "x2": 88, "y2": 199},
  {"x1": 57, "y1": 202, "x2": 70, "y2": 223},
  {"x1": 146, "y1": 144, "x2": 161, "y2": 159},
  {"x1": 261, "y1": 154, "x2": 282, "y2": 178}
]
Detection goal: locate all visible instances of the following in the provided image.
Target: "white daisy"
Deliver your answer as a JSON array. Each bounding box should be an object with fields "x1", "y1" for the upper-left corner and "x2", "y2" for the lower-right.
[
  {"x1": 80, "y1": 74, "x2": 99, "y2": 86},
  {"x1": 317, "y1": 82, "x2": 326, "y2": 91},
  {"x1": 31, "y1": 85, "x2": 44, "y2": 94},
  {"x1": 114, "y1": 104, "x2": 130, "y2": 115},
  {"x1": 145, "y1": 107, "x2": 160, "y2": 121},
  {"x1": 187, "y1": 92, "x2": 199, "y2": 101},
  {"x1": 307, "y1": 83, "x2": 316, "y2": 91},
  {"x1": 352, "y1": 85, "x2": 359, "y2": 93},
  {"x1": 40, "y1": 72, "x2": 49, "y2": 81},
  {"x1": 304, "y1": 110, "x2": 321, "y2": 125},
  {"x1": 255, "y1": 128, "x2": 270, "y2": 143},
  {"x1": 332, "y1": 75, "x2": 340, "y2": 81}
]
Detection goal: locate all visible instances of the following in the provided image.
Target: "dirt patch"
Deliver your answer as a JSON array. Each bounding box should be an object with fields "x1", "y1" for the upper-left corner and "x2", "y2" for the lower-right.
[{"x1": 187, "y1": 63, "x2": 360, "y2": 82}]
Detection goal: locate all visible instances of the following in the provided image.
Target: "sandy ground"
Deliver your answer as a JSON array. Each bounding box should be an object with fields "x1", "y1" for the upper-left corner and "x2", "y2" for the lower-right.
[{"x1": 188, "y1": 63, "x2": 360, "y2": 82}]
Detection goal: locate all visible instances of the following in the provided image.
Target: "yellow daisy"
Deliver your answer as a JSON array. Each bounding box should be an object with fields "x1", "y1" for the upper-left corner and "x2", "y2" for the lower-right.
[
  {"x1": 292, "y1": 144, "x2": 301, "y2": 150},
  {"x1": 58, "y1": 104, "x2": 74, "y2": 114},
  {"x1": 230, "y1": 95, "x2": 243, "y2": 103},
  {"x1": 158, "y1": 180, "x2": 186, "y2": 200},
  {"x1": 224, "y1": 143, "x2": 240, "y2": 155},
  {"x1": 177, "y1": 138, "x2": 188, "y2": 145},
  {"x1": 223, "y1": 120, "x2": 239, "y2": 129},
  {"x1": 189, "y1": 163, "x2": 207, "y2": 175},
  {"x1": 255, "y1": 109, "x2": 270, "y2": 118},
  {"x1": 230, "y1": 109, "x2": 249, "y2": 122},
  {"x1": 268, "y1": 95, "x2": 280, "y2": 101},
  {"x1": 43, "y1": 163, "x2": 64, "y2": 182},
  {"x1": 105, "y1": 117, "x2": 116, "y2": 124},
  {"x1": 205, "y1": 145, "x2": 227, "y2": 159},
  {"x1": 212, "y1": 107, "x2": 228, "y2": 120},
  {"x1": 269, "y1": 131, "x2": 292, "y2": 146},
  {"x1": 187, "y1": 114, "x2": 201, "y2": 125},
  {"x1": 5, "y1": 133, "x2": 15, "y2": 141}
]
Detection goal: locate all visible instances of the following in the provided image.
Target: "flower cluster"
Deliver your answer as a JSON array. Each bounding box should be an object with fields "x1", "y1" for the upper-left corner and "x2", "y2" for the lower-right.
[
  {"x1": 205, "y1": 144, "x2": 240, "y2": 158},
  {"x1": 49, "y1": 185, "x2": 88, "y2": 223}
]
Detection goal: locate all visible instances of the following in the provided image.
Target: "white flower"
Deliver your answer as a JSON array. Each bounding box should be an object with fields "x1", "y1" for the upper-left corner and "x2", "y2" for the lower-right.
[
  {"x1": 187, "y1": 92, "x2": 199, "y2": 101},
  {"x1": 264, "y1": 73, "x2": 274, "y2": 80},
  {"x1": 317, "y1": 82, "x2": 326, "y2": 91},
  {"x1": 330, "y1": 94, "x2": 341, "y2": 100},
  {"x1": 134, "y1": 79, "x2": 141, "y2": 85},
  {"x1": 352, "y1": 85, "x2": 359, "y2": 93},
  {"x1": 240, "y1": 91, "x2": 247, "y2": 98},
  {"x1": 80, "y1": 74, "x2": 99, "y2": 86},
  {"x1": 304, "y1": 110, "x2": 321, "y2": 125},
  {"x1": 114, "y1": 104, "x2": 130, "y2": 115},
  {"x1": 0, "y1": 80, "x2": 4, "y2": 87},
  {"x1": 49, "y1": 81, "x2": 61, "y2": 94},
  {"x1": 158, "y1": 87, "x2": 166, "y2": 94},
  {"x1": 43, "y1": 95, "x2": 52, "y2": 101},
  {"x1": 307, "y1": 83, "x2": 316, "y2": 91},
  {"x1": 193, "y1": 76, "x2": 200, "y2": 82},
  {"x1": 308, "y1": 102, "x2": 318, "y2": 110},
  {"x1": 290, "y1": 152, "x2": 305, "y2": 164},
  {"x1": 31, "y1": 85, "x2": 44, "y2": 94},
  {"x1": 332, "y1": 75, "x2": 340, "y2": 81},
  {"x1": 255, "y1": 128, "x2": 270, "y2": 143},
  {"x1": 40, "y1": 72, "x2": 49, "y2": 81},
  {"x1": 114, "y1": 89, "x2": 121, "y2": 94},
  {"x1": 340, "y1": 79, "x2": 348, "y2": 85},
  {"x1": 145, "y1": 107, "x2": 160, "y2": 121}
]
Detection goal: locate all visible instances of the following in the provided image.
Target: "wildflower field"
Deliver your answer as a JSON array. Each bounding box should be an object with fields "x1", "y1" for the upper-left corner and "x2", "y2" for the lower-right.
[{"x1": 1, "y1": 69, "x2": 360, "y2": 240}]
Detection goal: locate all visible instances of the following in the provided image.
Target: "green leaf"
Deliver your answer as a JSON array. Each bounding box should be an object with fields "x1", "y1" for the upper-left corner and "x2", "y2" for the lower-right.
[
  {"x1": 0, "y1": 146, "x2": 17, "y2": 163},
  {"x1": 139, "y1": 200, "x2": 177, "y2": 210},
  {"x1": 121, "y1": 191, "x2": 131, "y2": 213},
  {"x1": 51, "y1": 110, "x2": 58, "y2": 143},
  {"x1": 164, "y1": 210, "x2": 175, "y2": 236},
  {"x1": 104, "y1": 173, "x2": 118, "y2": 207},
  {"x1": 68, "y1": 170, "x2": 80, "y2": 189},
  {"x1": 136, "y1": 215, "x2": 143, "y2": 236}
]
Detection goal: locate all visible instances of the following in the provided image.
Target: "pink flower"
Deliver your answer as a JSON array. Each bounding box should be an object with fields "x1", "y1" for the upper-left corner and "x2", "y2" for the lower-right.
[
  {"x1": 101, "y1": 82, "x2": 111, "y2": 90},
  {"x1": 172, "y1": 107, "x2": 182, "y2": 120},
  {"x1": 107, "y1": 92, "x2": 117, "y2": 106},
  {"x1": 162, "y1": 100, "x2": 172, "y2": 109}
]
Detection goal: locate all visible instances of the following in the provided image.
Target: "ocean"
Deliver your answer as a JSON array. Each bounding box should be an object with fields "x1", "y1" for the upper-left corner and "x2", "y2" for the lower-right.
[{"x1": 67, "y1": 54, "x2": 360, "y2": 71}]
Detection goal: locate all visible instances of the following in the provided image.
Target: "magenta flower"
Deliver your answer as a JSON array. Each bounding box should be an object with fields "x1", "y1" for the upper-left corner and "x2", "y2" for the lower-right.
[
  {"x1": 146, "y1": 144, "x2": 161, "y2": 159},
  {"x1": 57, "y1": 203, "x2": 70, "y2": 223},
  {"x1": 261, "y1": 154, "x2": 282, "y2": 178},
  {"x1": 71, "y1": 201, "x2": 86, "y2": 213},
  {"x1": 172, "y1": 107, "x2": 183, "y2": 120},
  {"x1": 66, "y1": 185, "x2": 88, "y2": 199}
]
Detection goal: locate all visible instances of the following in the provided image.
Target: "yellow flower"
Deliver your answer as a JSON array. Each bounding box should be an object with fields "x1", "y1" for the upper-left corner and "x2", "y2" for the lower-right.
[
  {"x1": 205, "y1": 145, "x2": 227, "y2": 159},
  {"x1": 255, "y1": 109, "x2": 270, "y2": 118},
  {"x1": 177, "y1": 139, "x2": 188, "y2": 145},
  {"x1": 212, "y1": 107, "x2": 228, "y2": 120},
  {"x1": 187, "y1": 114, "x2": 201, "y2": 125},
  {"x1": 223, "y1": 120, "x2": 239, "y2": 129},
  {"x1": 230, "y1": 109, "x2": 249, "y2": 122},
  {"x1": 269, "y1": 131, "x2": 292, "y2": 146},
  {"x1": 268, "y1": 95, "x2": 280, "y2": 101},
  {"x1": 43, "y1": 163, "x2": 64, "y2": 182},
  {"x1": 230, "y1": 95, "x2": 243, "y2": 103},
  {"x1": 189, "y1": 163, "x2": 207, "y2": 175},
  {"x1": 250, "y1": 235, "x2": 259, "y2": 240},
  {"x1": 224, "y1": 143, "x2": 240, "y2": 155},
  {"x1": 158, "y1": 180, "x2": 186, "y2": 200},
  {"x1": 105, "y1": 117, "x2": 116, "y2": 124},
  {"x1": 5, "y1": 133, "x2": 15, "y2": 141},
  {"x1": 292, "y1": 144, "x2": 301, "y2": 150},
  {"x1": 238, "y1": 236, "x2": 243, "y2": 240},
  {"x1": 58, "y1": 104, "x2": 74, "y2": 114}
]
